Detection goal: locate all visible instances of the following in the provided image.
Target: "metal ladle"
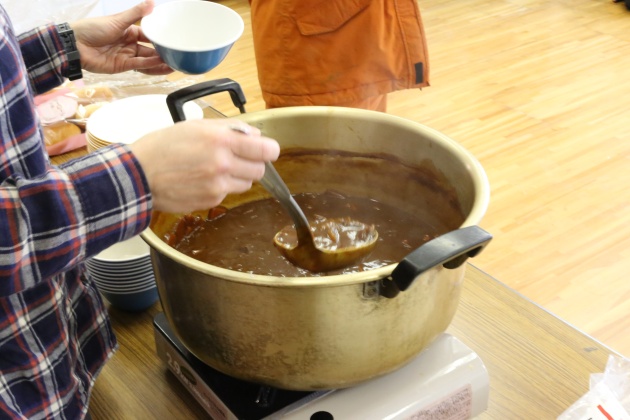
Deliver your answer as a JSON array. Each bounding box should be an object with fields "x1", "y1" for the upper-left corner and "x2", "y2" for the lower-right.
[
  {"x1": 164, "y1": 80, "x2": 376, "y2": 271},
  {"x1": 260, "y1": 162, "x2": 378, "y2": 272}
]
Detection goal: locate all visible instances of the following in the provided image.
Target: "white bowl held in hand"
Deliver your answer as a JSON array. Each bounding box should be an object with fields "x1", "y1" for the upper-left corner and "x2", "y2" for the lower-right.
[{"x1": 141, "y1": 0, "x2": 244, "y2": 74}]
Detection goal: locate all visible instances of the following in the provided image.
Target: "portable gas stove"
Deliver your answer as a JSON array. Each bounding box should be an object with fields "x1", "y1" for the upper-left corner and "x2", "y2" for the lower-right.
[{"x1": 154, "y1": 313, "x2": 490, "y2": 419}]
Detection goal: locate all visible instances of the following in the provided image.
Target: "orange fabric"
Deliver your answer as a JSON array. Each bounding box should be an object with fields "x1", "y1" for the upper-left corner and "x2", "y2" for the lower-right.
[
  {"x1": 335, "y1": 93, "x2": 387, "y2": 112},
  {"x1": 265, "y1": 93, "x2": 388, "y2": 111},
  {"x1": 249, "y1": 0, "x2": 430, "y2": 109}
]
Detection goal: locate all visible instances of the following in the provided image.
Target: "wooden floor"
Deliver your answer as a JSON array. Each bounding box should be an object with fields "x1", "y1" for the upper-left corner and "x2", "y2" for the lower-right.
[{"x1": 201, "y1": 0, "x2": 630, "y2": 357}]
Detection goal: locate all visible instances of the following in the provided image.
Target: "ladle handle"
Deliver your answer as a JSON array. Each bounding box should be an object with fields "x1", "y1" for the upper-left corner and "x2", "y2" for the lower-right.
[{"x1": 259, "y1": 162, "x2": 312, "y2": 241}]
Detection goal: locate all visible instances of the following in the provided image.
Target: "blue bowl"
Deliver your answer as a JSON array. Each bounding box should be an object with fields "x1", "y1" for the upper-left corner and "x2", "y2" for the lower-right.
[
  {"x1": 151, "y1": 43, "x2": 235, "y2": 75},
  {"x1": 141, "y1": 0, "x2": 244, "y2": 74},
  {"x1": 101, "y1": 287, "x2": 159, "y2": 312}
]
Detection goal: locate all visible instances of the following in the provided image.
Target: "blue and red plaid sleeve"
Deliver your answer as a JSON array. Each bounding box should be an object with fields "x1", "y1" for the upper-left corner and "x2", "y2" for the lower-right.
[
  {"x1": 0, "y1": 10, "x2": 153, "y2": 296},
  {"x1": 17, "y1": 21, "x2": 66, "y2": 95},
  {"x1": 0, "y1": 5, "x2": 152, "y2": 419},
  {"x1": 1, "y1": 144, "x2": 153, "y2": 296}
]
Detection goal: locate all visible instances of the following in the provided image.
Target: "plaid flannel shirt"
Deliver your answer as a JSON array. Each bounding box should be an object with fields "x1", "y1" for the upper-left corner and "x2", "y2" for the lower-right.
[{"x1": 0, "y1": 6, "x2": 153, "y2": 419}]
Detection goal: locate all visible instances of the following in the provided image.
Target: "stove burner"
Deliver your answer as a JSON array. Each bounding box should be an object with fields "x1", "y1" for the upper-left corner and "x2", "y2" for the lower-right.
[
  {"x1": 153, "y1": 313, "x2": 490, "y2": 419},
  {"x1": 154, "y1": 313, "x2": 321, "y2": 418}
]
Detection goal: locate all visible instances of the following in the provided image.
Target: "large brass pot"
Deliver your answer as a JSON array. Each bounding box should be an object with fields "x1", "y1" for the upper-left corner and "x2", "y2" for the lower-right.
[{"x1": 141, "y1": 80, "x2": 491, "y2": 391}]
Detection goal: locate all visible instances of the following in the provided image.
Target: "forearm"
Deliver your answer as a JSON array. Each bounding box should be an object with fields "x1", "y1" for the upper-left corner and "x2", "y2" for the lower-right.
[{"x1": 0, "y1": 145, "x2": 153, "y2": 296}]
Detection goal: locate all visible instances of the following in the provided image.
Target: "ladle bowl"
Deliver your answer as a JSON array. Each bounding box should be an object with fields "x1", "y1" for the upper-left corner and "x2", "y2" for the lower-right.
[
  {"x1": 259, "y1": 162, "x2": 379, "y2": 272},
  {"x1": 273, "y1": 220, "x2": 379, "y2": 272}
]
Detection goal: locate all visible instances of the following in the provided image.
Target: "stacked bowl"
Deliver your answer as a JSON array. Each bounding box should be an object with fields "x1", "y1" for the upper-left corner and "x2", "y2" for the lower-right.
[
  {"x1": 85, "y1": 235, "x2": 159, "y2": 312},
  {"x1": 86, "y1": 94, "x2": 204, "y2": 151},
  {"x1": 84, "y1": 94, "x2": 202, "y2": 310}
]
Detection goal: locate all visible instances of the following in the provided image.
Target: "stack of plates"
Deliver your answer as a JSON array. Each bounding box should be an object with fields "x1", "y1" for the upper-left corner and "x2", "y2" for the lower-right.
[
  {"x1": 85, "y1": 235, "x2": 159, "y2": 312},
  {"x1": 86, "y1": 94, "x2": 204, "y2": 152}
]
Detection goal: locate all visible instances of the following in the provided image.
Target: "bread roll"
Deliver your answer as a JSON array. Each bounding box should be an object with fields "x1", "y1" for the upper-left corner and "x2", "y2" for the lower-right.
[{"x1": 43, "y1": 122, "x2": 81, "y2": 146}]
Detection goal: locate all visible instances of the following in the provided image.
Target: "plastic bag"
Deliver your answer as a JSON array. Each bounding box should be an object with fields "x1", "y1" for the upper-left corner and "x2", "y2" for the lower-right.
[
  {"x1": 558, "y1": 355, "x2": 630, "y2": 419},
  {"x1": 2, "y1": 0, "x2": 100, "y2": 34}
]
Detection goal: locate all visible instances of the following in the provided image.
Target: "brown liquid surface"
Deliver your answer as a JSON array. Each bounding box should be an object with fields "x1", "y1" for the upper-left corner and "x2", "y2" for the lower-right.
[{"x1": 171, "y1": 190, "x2": 445, "y2": 277}]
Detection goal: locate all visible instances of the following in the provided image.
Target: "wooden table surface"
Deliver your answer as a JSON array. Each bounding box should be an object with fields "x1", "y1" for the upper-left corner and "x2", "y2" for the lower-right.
[
  {"x1": 48, "y1": 104, "x2": 616, "y2": 419},
  {"x1": 85, "y1": 264, "x2": 617, "y2": 419}
]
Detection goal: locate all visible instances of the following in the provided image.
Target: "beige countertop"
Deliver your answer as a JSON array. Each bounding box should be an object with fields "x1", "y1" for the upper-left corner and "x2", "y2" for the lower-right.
[{"x1": 81, "y1": 264, "x2": 617, "y2": 419}]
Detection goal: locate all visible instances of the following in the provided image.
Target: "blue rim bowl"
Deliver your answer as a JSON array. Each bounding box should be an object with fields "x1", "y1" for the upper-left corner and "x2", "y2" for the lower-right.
[
  {"x1": 101, "y1": 287, "x2": 159, "y2": 312},
  {"x1": 141, "y1": 0, "x2": 244, "y2": 74}
]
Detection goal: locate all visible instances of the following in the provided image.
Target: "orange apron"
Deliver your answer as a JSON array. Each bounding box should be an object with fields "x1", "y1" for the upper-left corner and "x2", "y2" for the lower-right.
[{"x1": 249, "y1": 0, "x2": 430, "y2": 109}]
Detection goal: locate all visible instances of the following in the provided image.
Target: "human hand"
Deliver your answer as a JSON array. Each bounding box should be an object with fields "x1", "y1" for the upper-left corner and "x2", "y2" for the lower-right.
[
  {"x1": 130, "y1": 119, "x2": 281, "y2": 213},
  {"x1": 70, "y1": 0, "x2": 173, "y2": 75}
]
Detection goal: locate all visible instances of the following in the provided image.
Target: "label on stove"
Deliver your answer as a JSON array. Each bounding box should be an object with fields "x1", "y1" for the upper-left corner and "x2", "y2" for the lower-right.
[
  {"x1": 155, "y1": 329, "x2": 237, "y2": 420},
  {"x1": 406, "y1": 384, "x2": 473, "y2": 420}
]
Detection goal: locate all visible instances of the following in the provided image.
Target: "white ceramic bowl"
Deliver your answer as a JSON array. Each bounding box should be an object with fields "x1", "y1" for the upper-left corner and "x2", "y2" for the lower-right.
[
  {"x1": 86, "y1": 266, "x2": 153, "y2": 282},
  {"x1": 85, "y1": 235, "x2": 159, "y2": 311},
  {"x1": 94, "y1": 235, "x2": 149, "y2": 262},
  {"x1": 141, "y1": 0, "x2": 244, "y2": 74}
]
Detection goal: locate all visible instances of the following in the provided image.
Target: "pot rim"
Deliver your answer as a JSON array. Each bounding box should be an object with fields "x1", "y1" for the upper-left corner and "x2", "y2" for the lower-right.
[{"x1": 142, "y1": 107, "x2": 490, "y2": 288}]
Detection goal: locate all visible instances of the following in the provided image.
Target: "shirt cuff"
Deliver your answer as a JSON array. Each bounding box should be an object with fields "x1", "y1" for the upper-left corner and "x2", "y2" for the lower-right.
[{"x1": 18, "y1": 24, "x2": 66, "y2": 95}]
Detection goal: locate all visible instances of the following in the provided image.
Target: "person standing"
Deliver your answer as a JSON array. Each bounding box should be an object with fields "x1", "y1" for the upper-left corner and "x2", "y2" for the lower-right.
[
  {"x1": 249, "y1": 0, "x2": 430, "y2": 111},
  {"x1": 0, "y1": 1, "x2": 279, "y2": 418}
]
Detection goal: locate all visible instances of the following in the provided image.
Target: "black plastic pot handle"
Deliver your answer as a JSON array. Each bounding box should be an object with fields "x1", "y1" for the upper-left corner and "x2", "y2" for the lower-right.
[
  {"x1": 389, "y1": 225, "x2": 492, "y2": 292},
  {"x1": 166, "y1": 78, "x2": 247, "y2": 123}
]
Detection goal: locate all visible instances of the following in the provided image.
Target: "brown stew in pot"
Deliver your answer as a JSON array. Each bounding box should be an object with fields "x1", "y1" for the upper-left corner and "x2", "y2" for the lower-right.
[
  {"x1": 166, "y1": 190, "x2": 446, "y2": 277},
  {"x1": 157, "y1": 149, "x2": 467, "y2": 277}
]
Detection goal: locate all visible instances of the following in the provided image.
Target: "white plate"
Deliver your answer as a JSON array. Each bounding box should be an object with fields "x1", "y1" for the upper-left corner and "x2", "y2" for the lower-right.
[{"x1": 86, "y1": 94, "x2": 203, "y2": 145}]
